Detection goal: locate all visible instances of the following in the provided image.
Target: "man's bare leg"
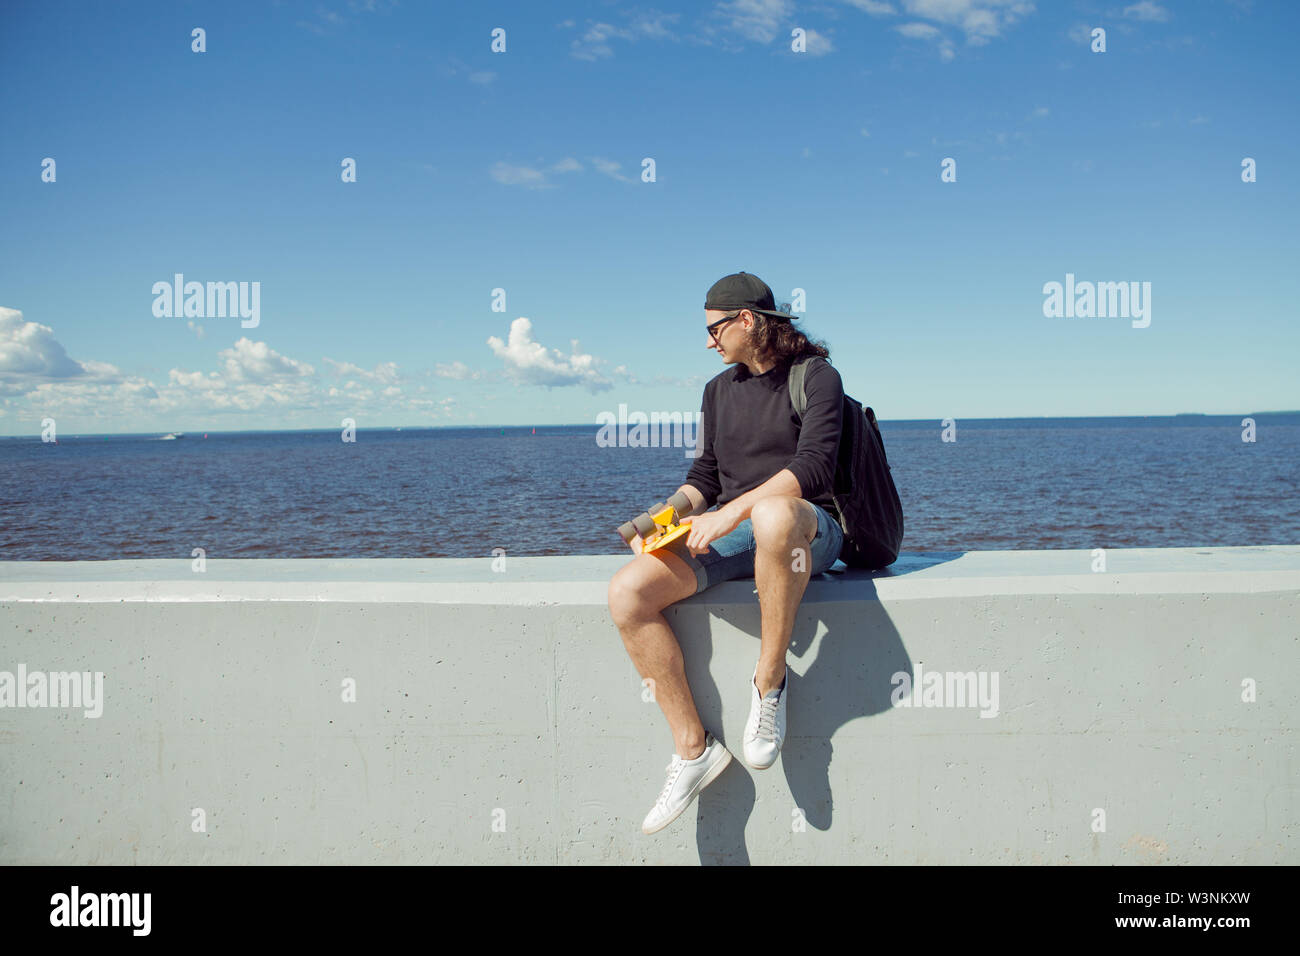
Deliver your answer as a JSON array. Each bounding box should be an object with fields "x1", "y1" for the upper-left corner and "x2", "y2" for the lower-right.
[
  {"x1": 750, "y1": 496, "x2": 818, "y2": 697},
  {"x1": 607, "y1": 550, "x2": 708, "y2": 759}
]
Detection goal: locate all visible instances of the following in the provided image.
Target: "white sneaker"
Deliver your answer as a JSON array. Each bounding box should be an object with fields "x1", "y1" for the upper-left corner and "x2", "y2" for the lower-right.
[
  {"x1": 640, "y1": 733, "x2": 733, "y2": 835},
  {"x1": 743, "y1": 666, "x2": 787, "y2": 769}
]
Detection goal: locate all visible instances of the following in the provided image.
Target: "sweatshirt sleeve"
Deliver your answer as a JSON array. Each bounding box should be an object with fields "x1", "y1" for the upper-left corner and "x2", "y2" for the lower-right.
[
  {"x1": 784, "y1": 359, "x2": 843, "y2": 500},
  {"x1": 683, "y1": 380, "x2": 721, "y2": 509}
]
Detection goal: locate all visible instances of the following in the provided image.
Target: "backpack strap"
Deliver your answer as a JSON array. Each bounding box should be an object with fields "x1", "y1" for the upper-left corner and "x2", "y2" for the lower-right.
[{"x1": 787, "y1": 356, "x2": 820, "y2": 422}]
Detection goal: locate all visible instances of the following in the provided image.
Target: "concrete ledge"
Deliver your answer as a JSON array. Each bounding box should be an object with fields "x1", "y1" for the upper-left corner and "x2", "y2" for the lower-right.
[
  {"x1": 2, "y1": 546, "x2": 1297, "y2": 865},
  {"x1": 4, "y1": 547, "x2": 1298, "y2": 603}
]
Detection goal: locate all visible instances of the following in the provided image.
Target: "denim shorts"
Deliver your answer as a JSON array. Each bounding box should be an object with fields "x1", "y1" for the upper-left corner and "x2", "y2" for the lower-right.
[{"x1": 670, "y1": 502, "x2": 844, "y2": 595}]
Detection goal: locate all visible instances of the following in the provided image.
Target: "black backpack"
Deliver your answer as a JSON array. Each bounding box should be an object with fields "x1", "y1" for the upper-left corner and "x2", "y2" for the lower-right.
[{"x1": 788, "y1": 356, "x2": 904, "y2": 569}]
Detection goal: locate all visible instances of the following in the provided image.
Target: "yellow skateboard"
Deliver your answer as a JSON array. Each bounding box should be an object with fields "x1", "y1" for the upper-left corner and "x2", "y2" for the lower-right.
[{"x1": 617, "y1": 491, "x2": 696, "y2": 554}]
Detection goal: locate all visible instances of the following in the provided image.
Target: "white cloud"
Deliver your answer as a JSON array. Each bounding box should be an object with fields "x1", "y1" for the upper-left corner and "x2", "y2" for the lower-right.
[
  {"x1": 0, "y1": 306, "x2": 122, "y2": 392},
  {"x1": 434, "y1": 360, "x2": 482, "y2": 380},
  {"x1": 843, "y1": 0, "x2": 896, "y2": 13},
  {"x1": 0, "y1": 308, "x2": 163, "y2": 417},
  {"x1": 165, "y1": 340, "x2": 382, "y2": 414},
  {"x1": 490, "y1": 162, "x2": 553, "y2": 189},
  {"x1": 896, "y1": 21, "x2": 940, "y2": 38},
  {"x1": 713, "y1": 0, "x2": 794, "y2": 44},
  {"x1": 0, "y1": 309, "x2": 468, "y2": 426},
  {"x1": 347, "y1": 0, "x2": 398, "y2": 14},
  {"x1": 801, "y1": 27, "x2": 835, "y2": 55},
  {"x1": 440, "y1": 56, "x2": 504, "y2": 87},
  {"x1": 187, "y1": 320, "x2": 205, "y2": 339},
  {"x1": 296, "y1": 9, "x2": 344, "y2": 35},
  {"x1": 12, "y1": 379, "x2": 161, "y2": 420},
  {"x1": 873, "y1": 1, "x2": 1035, "y2": 57},
  {"x1": 297, "y1": 0, "x2": 394, "y2": 36},
  {"x1": 572, "y1": 21, "x2": 625, "y2": 60},
  {"x1": 217, "y1": 338, "x2": 314, "y2": 384},
  {"x1": 167, "y1": 364, "x2": 317, "y2": 412},
  {"x1": 901, "y1": 0, "x2": 1035, "y2": 41},
  {"x1": 567, "y1": 12, "x2": 682, "y2": 60},
  {"x1": 590, "y1": 157, "x2": 636, "y2": 183},
  {"x1": 555, "y1": 0, "x2": 1028, "y2": 61},
  {"x1": 1122, "y1": 1, "x2": 1171, "y2": 22},
  {"x1": 631, "y1": 11, "x2": 679, "y2": 38},
  {"x1": 490, "y1": 157, "x2": 587, "y2": 189},
  {"x1": 323, "y1": 357, "x2": 400, "y2": 383},
  {"x1": 486, "y1": 317, "x2": 614, "y2": 392}
]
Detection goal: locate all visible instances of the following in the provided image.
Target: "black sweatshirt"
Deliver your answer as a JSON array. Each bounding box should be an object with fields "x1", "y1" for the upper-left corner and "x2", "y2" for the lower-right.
[{"x1": 685, "y1": 354, "x2": 844, "y2": 518}]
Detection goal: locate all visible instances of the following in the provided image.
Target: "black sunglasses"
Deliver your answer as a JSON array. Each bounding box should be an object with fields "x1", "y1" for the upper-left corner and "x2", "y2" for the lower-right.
[{"x1": 706, "y1": 310, "x2": 745, "y2": 342}]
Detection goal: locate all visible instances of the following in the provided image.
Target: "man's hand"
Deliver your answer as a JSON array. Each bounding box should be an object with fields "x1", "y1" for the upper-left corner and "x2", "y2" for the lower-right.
[
  {"x1": 627, "y1": 532, "x2": 644, "y2": 556},
  {"x1": 679, "y1": 505, "x2": 742, "y2": 556}
]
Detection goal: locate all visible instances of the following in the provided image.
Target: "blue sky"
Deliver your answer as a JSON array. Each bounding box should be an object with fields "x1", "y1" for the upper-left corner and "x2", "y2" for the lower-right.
[{"x1": 1, "y1": 0, "x2": 1295, "y2": 435}]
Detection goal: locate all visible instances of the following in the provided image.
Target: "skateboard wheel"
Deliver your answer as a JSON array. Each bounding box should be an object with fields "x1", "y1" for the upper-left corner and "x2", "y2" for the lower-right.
[
  {"x1": 631, "y1": 512, "x2": 656, "y2": 538},
  {"x1": 617, "y1": 521, "x2": 637, "y2": 544},
  {"x1": 667, "y1": 491, "x2": 694, "y2": 519}
]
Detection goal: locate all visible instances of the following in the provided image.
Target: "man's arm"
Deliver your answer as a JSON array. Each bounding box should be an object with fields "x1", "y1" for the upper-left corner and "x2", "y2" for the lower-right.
[
  {"x1": 675, "y1": 465, "x2": 799, "y2": 524},
  {"x1": 681, "y1": 382, "x2": 721, "y2": 509},
  {"x1": 712, "y1": 469, "x2": 802, "y2": 522},
  {"x1": 782, "y1": 360, "x2": 843, "y2": 501},
  {"x1": 676, "y1": 469, "x2": 802, "y2": 555}
]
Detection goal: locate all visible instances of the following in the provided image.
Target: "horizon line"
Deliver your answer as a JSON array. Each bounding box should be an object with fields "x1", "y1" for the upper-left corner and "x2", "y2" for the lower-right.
[{"x1": 3, "y1": 409, "x2": 1298, "y2": 438}]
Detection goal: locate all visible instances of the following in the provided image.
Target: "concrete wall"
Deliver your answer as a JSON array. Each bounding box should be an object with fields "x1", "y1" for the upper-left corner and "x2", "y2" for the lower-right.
[{"x1": 2, "y1": 546, "x2": 1297, "y2": 865}]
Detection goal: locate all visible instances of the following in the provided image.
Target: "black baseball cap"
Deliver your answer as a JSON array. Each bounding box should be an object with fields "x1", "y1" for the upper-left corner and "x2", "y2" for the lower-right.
[{"x1": 704, "y1": 272, "x2": 794, "y2": 320}]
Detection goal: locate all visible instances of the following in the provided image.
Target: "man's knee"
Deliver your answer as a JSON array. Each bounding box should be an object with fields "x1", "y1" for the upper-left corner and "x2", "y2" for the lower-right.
[
  {"x1": 607, "y1": 568, "x2": 644, "y2": 627},
  {"x1": 607, "y1": 559, "x2": 670, "y2": 627},
  {"x1": 608, "y1": 555, "x2": 696, "y2": 627},
  {"x1": 751, "y1": 496, "x2": 815, "y2": 549}
]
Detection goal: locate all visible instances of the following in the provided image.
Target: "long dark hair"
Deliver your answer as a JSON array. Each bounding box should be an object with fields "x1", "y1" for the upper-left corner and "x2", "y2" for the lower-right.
[{"x1": 747, "y1": 313, "x2": 830, "y2": 365}]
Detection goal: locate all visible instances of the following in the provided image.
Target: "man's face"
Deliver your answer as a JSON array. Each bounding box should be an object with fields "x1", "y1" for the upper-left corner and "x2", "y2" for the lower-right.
[{"x1": 705, "y1": 308, "x2": 749, "y2": 361}]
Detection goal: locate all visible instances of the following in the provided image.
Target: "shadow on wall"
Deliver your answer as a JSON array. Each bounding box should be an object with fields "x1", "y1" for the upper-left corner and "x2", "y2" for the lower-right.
[{"x1": 665, "y1": 552, "x2": 964, "y2": 866}]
